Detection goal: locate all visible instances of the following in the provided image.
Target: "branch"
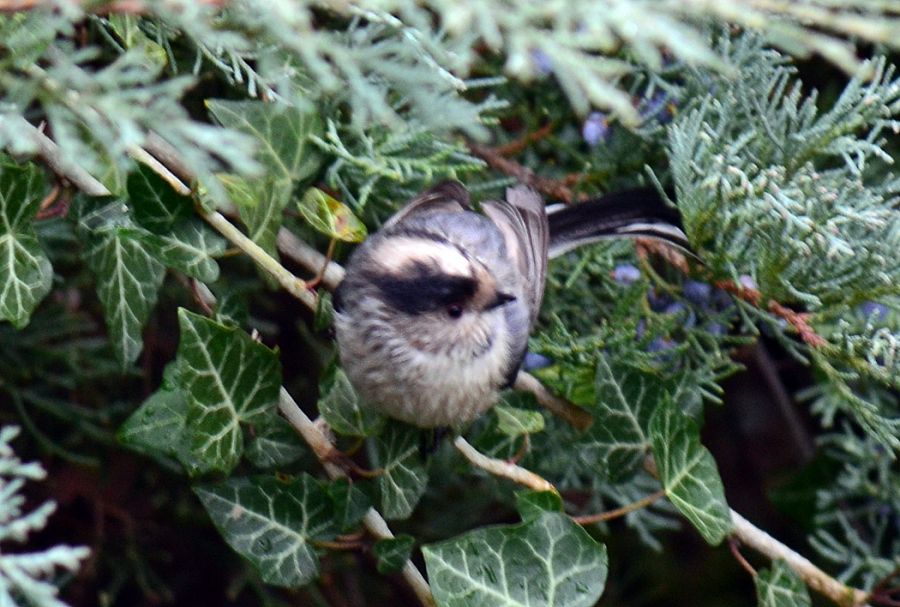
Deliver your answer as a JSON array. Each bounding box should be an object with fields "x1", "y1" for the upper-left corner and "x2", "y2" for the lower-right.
[
  {"x1": 730, "y1": 510, "x2": 870, "y2": 607},
  {"x1": 277, "y1": 227, "x2": 345, "y2": 290},
  {"x1": 513, "y1": 371, "x2": 593, "y2": 431},
  {"x1": 467, "y1": 142, "x2": 578, "y2": 203},
  {"x1": 278, "y1": 388, "x2": 436, "y2": 607},
  {"x1": 572, "y1": 490, "x2": 666, "y2": 525},
  {"x1": 452, "y1": 435, "x2": 556, "y2": 493},
  {"x1": 199, "y1": 209, "x2": 317, "y2": 311}
]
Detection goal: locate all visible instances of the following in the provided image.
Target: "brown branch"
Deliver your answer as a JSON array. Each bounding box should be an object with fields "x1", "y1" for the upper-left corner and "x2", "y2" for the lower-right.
[
  {"x1": 714, "y1": 279, "x2": 827, "y2": 348},
  {"x1": 729, "y1": 537, "x2": 758, "y2": 577},
  {"x1": 453, "y1": 435, "x2": 556, "y2": 493},
  {"x1": 468, "y1": 142, "x2": 578, "y2": 203},
  {"x1": 572, "y1": 489, "x2": 666, "y2": 525},
  {"x1": 513, "y1": 371, "x2": 594, "y2": 431},
  {"x1": 494, "y1": 123, "x2": 555, "y2": 156}
]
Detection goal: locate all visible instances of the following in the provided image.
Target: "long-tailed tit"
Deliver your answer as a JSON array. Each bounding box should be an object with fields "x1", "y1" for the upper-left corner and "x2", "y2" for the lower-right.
[{"x1": 333, "y1": 181, "x2": 688, "y2": 428}]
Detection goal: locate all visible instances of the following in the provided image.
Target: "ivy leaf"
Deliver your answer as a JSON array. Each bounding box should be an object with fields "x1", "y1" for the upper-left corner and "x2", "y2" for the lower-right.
[
  {"x1": 649, "y1": 399, "x2": 732, "y2": 545},
  {"x1": 78, "y1": 199, "x2": 165, "y2": 366},
  {"x1": 371, "y1": 421, "x2": 428, "y2": 520},
  {"x1": 0, "y1": 161, "x2": 52, "y2": 328},
  {"x1": 373, "y1": 535, "x2": 415, "y2": 574},
  {"x1": 495, "y1": 404, "x2": 544, "y2": 438},
  {"x1": 423, "y1": 512, "x2": 608, "y2": 607},
  {"x1": 755, "y1": 560, "x2": 811, "y2": 607},
  {"x1": 297, "y1": 188, "x2": 367, "y2": 243},
  {"x1": 245, "y1": 414, "x2": 308, "y2": 470},
  {"x1": 237, "y1": 177, "x2": 293, "y2": 256},
  {"x1": 127, "y1": 164, "x2": 193, "y2": 232},
  {"x1": 515, "y1": 490, "x2": 564, "y2": 522},
  {"x1": 206, "y1": 100, "x2": 323, "y2": 255},
  {"x1": 117, "y1": 384, "x2": 201, "y2": 473},
  {"x1": 318, "y1": 363, "x2": 384, "y2": 438},
  {"x1": 327, "y1": 478, "x2": 371, "y2": 533},
  {"x1": 140, "y1": 218, "x2": 226, "y2": 283},
  {"x1": 581, "y1": 355, "x2": 663, "y2": 482},
  {"x1": 206, "y1": 99, "x2": 324, "y2": 184},
  {"x1": 177, "y1": 309, "x2": 282, "y2": 475},
  {"x1": 195, "y1": 475, "x2": 338, "y2": 588}
]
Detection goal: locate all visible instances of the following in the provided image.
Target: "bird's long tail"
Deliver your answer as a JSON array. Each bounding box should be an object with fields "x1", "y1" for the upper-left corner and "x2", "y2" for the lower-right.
[{"x1": 547, "y1": 187, "x2": 690, "y2": 259}]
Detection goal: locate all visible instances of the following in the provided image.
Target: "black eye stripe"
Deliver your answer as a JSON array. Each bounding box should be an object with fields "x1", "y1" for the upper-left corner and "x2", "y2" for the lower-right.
[{"x1": 369, "y1": 269, "x2": 477, "y2": 315}]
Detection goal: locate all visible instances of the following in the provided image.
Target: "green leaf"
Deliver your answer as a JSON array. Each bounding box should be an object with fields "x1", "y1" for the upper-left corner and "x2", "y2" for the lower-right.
[
  {"x1": 581, "y1": 355, "x2": 663, "y2": 482},
  {"x1": 0, "y1": 161, "x2": 52, "y2": 328},
  {"x1": 245, "y1": 414, "x2": 307, "y2": 470},
  {"x1": 373, "y1": 535, "x2": 415, "y2": 574},
  {"x1": 127, "y1": 164, "x2": 193, "y2": 232},
  {"x1": 423, "y1": 512, "x2": 608, "y2": 607},
  {"x1": 195, "y1": 475, "x2": 338, "y2": 588},
  {"x1": 495, "y1": 404, "x2": 544, "y2": 438},
  {"x1": 297, "y1": 188, "x2": 367, "y2": 243},
  {"x1": 326, "y1": 478, "x2": 371, "y2": 533},
  {"x1": 177, "y1": 309, "x2": 282, "y2": 475},
  {"x1": 238, "y1": 177, "x2": 293, "y2": 256},
  {"x1": 318, "y1": 363, "x2": 384, "y2": 438},
  {"x1": 649, "y1": 399, "x2": 732, "y2": 545},
  {"x1": 118, "y1": 387, "x2": 188, "y2": 457},
  {"x1": 755, "y1": 561, "x2": 811, "y2": 607},
  {"x1": 117, "y1": 384, "x2": 201, "y2": 473},
  {"x1": 206, "y1": 99, "x2": 324, "y2": 184},
  {"x1": 371, "y1": 421, "x2": 428, "y2": 520},
  {"x1": 140, "y1": 218, "x2": 226, "y2": 282},
  {"x1": 515, "y1": 490, "x2": 564, "y2": 522},
  {"x1": 207, "y1": 99, "x2": 324, "y2": 255},
  {"x1": 79, "y1": 199, "x2": 165, "y2": 366}
]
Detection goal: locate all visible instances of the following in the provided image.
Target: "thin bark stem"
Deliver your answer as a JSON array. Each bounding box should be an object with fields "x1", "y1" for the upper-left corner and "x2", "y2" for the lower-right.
[
  {"x1": 514, "y1": 371, "x2": 594, "y2": 431},
  {"x1": 572, "y1": 490, "x2": 666, "y2": 525},
  {"x1": 452, "y1": 435, "x2": 556, "y2": 493},
  {"x1": 730, "y1": 510, "x2": 869, "y2": 607},
  {"x1": 278, "y1": 389, "x2": 436, "y2": 607}
]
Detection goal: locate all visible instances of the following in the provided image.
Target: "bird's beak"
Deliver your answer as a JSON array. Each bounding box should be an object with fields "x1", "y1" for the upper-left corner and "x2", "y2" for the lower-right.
[{"x1": 486, "y1": 291, "x2": 516, "y2": 310}]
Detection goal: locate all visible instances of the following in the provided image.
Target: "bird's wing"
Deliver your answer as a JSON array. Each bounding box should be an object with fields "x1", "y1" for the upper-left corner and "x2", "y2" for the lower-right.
[
  {"x1": 481, "y1": 185, "x2": 548, "y2": 322},
  {"x1": 382, "y1": 180, "x2": 470, "y2": 230}
]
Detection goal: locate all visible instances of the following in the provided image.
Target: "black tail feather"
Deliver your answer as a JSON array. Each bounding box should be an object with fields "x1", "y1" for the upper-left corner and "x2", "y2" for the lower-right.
[{"x1": 547, "y1": 187, "x2": 690, "y2": 258}]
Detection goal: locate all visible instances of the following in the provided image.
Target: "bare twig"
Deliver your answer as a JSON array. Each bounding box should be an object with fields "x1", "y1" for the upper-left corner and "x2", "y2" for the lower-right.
[
  {"x1": 452, "y1": 435, "x2": 556, "y2": 493},
  {"x1": 278, "y1": 388, "x2": 436, "y2": 607},
  {"x1": 729, "y1": 537, "x2": 758, "y2": 577},
  {"x1": 572, "y1": 489, "x2": 666, "y2": 525},
  {"x1": 468, "y1": 142, "x2": 578, "y2": 203},
  {"x1": 277, "y1": 228, "x2": 346, "y2": 290},
  {"x1": 494, "y1": 123, "x2": 555, "y2": 156},
  {"x1": 730, "y1": 510, "x2": 869, "y2": 606},
  {"x1": 514, "y1": 371, "x2": 594, "y2": 431}
]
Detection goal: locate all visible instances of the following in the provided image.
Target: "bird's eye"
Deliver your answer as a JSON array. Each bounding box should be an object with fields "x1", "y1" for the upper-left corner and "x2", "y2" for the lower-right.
[{"x1": 446, "y1": 304, "x2": 463, "y2": 319}]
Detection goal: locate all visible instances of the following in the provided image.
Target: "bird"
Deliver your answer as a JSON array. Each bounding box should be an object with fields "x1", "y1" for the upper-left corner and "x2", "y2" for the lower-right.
[{"x1": 332, "y1": 181, "x2": 689, "y2": 428}]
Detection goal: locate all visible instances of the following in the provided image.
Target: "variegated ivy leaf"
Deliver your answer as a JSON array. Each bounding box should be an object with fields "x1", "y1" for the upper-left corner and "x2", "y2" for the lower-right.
[
  {"x1": 177, "y1": 309, "x2": 282, "y2": 475},
  {"x1": 317, "y1": 363, "x2": 384, "y2": 437},
  {"x1": 139, "y1": 218, "x2": 226, "y2": 283},
  {"x1": 78, "y1": 198, "x2": 165, "y2": 366},
  {"x1": 206, "y1": 99, "x2": 324, "y2": 255},
  {"x1": 117, "y1": 384, "x2": 200, "y2": 473},
  {"x1": 370, "y1": 421, "x2": 428, "y2": 520},
  {"x1": 581, "y1": 354, "x2": 668, "y2": 482},
  {"x1": 206, "y1": 99, "x2": 324, "y2": 184},
  {"x1": 495, "y1": 403, "x2": 544, "y2": 437},
  {"x1": 297, "y1": 188, "x2": 367, "y2": 243},
  {"x1": 755, "y1": 560, "x2": 811, "y2": 607},
  {"x1": 423, "y1": 512, "x2": 608, "y2": 607},
  {"x1": 0, "y1": 160, "x2": 52, "y2": 328},
  {"x1": 127, "y1": 164, "x2": 193, "y2": 232},
  {"x1": 373, "y1": 535, "x2": 415, "y2": 574},
  {"x1": 238, "y1": 176, "x2": 293, "y2": 256},
  {"x1": 195, "y1": 475, "x2": 338, "y2": 588},
  {"x1": 649, "y1": 398, "x2": 732, "y2": 545},
  {"x1": 244, "y1": 414, "x2": 308, "y2": 470}
]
